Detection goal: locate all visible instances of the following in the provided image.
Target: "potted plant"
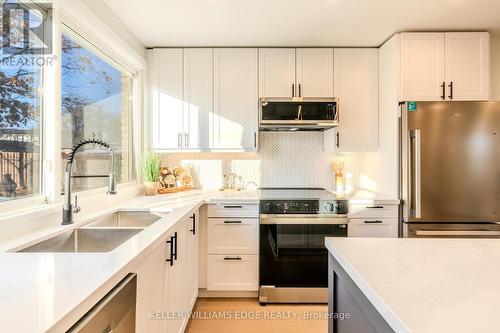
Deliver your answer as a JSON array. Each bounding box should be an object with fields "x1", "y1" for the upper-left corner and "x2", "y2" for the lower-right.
[{"x1": 141, "y1": 152, "x2": 160, "y2": 195}]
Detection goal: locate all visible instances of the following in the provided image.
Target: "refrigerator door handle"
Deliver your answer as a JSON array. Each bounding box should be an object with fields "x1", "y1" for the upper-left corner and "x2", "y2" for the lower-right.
[{"x1": 409, "y1": 129, "x2": 422, "y2": 219}]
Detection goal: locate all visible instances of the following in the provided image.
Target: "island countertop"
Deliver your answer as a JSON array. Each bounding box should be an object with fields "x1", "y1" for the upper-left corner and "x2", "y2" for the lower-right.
[{"x1": 325, "y1": 237, "x2": 500, "y2": 333}]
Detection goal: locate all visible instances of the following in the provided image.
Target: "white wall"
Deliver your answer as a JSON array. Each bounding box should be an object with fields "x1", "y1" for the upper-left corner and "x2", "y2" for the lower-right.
[
  {"x1": 83, "y1": 0, "x2": 146, "y2": 59},
  {"x1": 360, "y1": 35, "x2": 400, "y2": 198}
]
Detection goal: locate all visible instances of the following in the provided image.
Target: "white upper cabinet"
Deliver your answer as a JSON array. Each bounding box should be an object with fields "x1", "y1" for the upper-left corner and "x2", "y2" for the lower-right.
[
  {"x1": 401, "y1": 32, "x2": 490, "y2": 101},
  {"x1": 401, "y1": 33, "x2": 445, "y2": 101},
  {"x1": 149, "y1": 48, "x2": 258, "y2": 151},
  {"x1": 148, "y1": 48, "x2": 184, "y2": 149},
  {"x1": 296, "y1": 48, "x2": 334, "y2": 97},
  {"x1": 445, "y1": 32, "x2": 490, "y2": 101},
  {"x1": 325, "y1": 49, "x2": 379, "y2": 152},
  {"x1": 259, "y1": 48, "x2": 296, "y2": 97},
  {"x1": 213, "y1": 48, "x2": 258, "y2": 151},
  {"x1": 183, "y1": 48, "x2": 213, "y2": 150}
]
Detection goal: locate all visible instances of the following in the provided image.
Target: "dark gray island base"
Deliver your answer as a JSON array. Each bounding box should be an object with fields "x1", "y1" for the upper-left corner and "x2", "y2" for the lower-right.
[{"x1": 328, "y1": 254, "x2": 396, "y2": 333}]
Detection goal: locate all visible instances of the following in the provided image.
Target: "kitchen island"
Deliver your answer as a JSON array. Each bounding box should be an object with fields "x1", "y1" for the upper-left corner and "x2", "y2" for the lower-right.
[{"x1": 325, "y1": 237, "x2": 500, "y2": 333}]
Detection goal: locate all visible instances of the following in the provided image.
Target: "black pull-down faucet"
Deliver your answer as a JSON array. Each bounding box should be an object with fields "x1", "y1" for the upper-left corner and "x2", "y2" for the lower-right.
[{"x1": 62, "y1": 139, "x2": 117, "y2": 225}]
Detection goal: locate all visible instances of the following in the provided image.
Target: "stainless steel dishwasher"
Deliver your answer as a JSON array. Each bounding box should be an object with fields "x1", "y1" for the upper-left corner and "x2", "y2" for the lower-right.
[{"x1": 68, "y1": 274, "x2": 137, "y2": 333}]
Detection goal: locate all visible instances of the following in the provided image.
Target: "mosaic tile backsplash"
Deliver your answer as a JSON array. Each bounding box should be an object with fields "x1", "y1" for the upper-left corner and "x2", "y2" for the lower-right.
[{"x1": 161, "y1": 132, "x2": 363, "y2": 190}]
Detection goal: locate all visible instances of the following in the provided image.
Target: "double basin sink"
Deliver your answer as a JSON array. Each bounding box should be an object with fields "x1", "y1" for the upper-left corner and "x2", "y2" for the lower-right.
[{"x1": 17, "y1": 211, "x2": 164, "y2": 253}]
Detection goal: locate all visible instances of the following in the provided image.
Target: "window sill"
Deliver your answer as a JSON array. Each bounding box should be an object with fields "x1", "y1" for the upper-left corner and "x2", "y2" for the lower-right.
[
  {"x1": 64, "y1": 181, "x2": 140, "y2": 200},
  {"x1": 0, "y1": 181, "x2": 142, "y2": 224},
  {"x1": 0, "y1": 196, "x2": 49, "y2": 219}
]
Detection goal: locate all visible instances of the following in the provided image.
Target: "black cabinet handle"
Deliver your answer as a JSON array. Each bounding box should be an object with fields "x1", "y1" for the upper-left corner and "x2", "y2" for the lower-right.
[
  {"x1": 166, "y1": 236, "x2": 174, "y2": 266},
  {"x1": 190, "y1": 214, "x2": 196, "y2": 235},
  {"x1": 441, "y1": 81, "x2": 445, "y2": 100},
  {"x1": 224, "y1": 256, "x2": 242, "y2": 261},
  {"x1": 365, "y1": 205, "x2": 384, "y2": 209},
  {"x1": 224, "y1": 220, "x2": 242, "y2": 224},
  {"x1": 172, "y1": 232, "x2": 178, "y2": 261},
  {"x1": 223, "y1": 205, "x2": 243, "y2": 209},
  {"x1": 448, "y1": 81, "x2": 453, "y2": 100},
  {"x1": 292, "y1": 83, "x2": 295, "y2": 97},
  {"x1": 364, "y1": 220, "x2": 383, "y2": 224},
  {"x1": 298, "y1": 83, "x2": 302, "y2": 97},
  {"x1": 336, "y1": 132, "x2": 340, "y2": 148},
  {"x1": 254, "y1": 132, "x2": 257, "y2": 148}
]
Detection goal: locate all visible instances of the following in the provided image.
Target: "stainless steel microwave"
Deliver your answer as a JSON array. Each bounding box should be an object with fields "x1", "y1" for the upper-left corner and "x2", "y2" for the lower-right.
[{"x1": 259, "y1": 97, "x2": 339, "y2": 131}]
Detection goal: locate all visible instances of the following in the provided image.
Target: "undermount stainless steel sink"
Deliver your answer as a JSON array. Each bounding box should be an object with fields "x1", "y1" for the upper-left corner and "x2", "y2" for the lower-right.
[
  {"x1": 18, "y1": 228, "x2": 143, "y2": 253},
  {"x1": 15, "y1": 211, "x2": 164, "y2": 253},
  {"x1": 84, "y1": 210, "x2": 163, "y2": 228}
]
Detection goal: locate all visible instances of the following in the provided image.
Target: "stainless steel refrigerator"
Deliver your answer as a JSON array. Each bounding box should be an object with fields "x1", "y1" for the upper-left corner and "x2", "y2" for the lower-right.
[{"x1": 400, "y1": 102, "x2": 500, "y2": 238}]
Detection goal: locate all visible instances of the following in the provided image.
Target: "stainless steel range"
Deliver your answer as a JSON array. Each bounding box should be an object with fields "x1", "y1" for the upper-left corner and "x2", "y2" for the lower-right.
[{"x1": 258, "y1": 187, "x2": 348, "y2": 304}]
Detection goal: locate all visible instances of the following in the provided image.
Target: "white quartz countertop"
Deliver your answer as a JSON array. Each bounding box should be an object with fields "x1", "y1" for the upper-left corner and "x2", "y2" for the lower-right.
[
  {"x1": 344, "y1": 189, "x2": 400, "y2": 205},
  {"x1": 325, "y1": 237, "x2": 500, "y2": 333},
  {"x1": 0, "y1": 190, "x2": 258, "y2": 333}
]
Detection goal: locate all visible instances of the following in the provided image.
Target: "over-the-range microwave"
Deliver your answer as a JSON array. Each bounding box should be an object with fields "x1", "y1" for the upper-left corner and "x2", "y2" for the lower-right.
[{"x1": 259, "y1": 97, "x2": 339, "y2": 131}]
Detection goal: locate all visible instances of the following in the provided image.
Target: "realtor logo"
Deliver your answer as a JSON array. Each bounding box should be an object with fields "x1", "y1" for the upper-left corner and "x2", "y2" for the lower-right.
[{"x1": 1, "y1": 1, "x2": 52, "y2": 55}]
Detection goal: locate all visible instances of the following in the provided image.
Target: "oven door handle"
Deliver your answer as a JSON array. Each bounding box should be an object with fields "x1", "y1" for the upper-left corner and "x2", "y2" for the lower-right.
[{"x1": 260, "y1": 214, "x2": 348, "y2": 225}]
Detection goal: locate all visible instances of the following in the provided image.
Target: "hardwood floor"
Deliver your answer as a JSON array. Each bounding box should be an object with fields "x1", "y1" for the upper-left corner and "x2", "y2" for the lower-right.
[{"x1": 185, "y1": 298, "x2": 328, "y2": 333}]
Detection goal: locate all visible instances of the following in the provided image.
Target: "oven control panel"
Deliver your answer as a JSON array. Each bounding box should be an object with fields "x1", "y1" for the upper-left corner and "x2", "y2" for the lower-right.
[{"x1": 260, "y1": 200, "x2": 348, "y2": 214}]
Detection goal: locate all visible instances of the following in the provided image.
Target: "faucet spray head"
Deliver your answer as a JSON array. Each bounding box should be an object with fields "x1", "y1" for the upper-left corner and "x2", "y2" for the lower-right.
[
  {"x1": 107, "y1": 146, "x2": 117, "y2": 195},
  {"x1": 107, "y1": 172, "x2": 117, "y2": 195}
]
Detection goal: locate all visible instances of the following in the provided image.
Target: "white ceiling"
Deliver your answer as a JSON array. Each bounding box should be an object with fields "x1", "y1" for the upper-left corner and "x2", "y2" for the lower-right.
[{"x1": 104, "y1": 0, "x2": 500, "y2": 47}]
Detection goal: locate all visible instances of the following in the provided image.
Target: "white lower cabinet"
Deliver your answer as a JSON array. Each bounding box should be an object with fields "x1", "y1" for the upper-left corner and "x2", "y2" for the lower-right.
[
  {"x1": 348, "y1": 218, "x2": 398, "y2": 238},
  {"x1": 207, "y1": 255, "x2": 258, "y2": 291},
  {"x1": 206, "y1": 204, "x2": 259, "y2": 292},
  {"x1": 347, "y1": 204, "x2": 399, "y2": 238},
  {"x1": 165, "y1": 222, "x2": 188, "y2": 333},
  {"x1": 136, "y1": 210, "x2": 199, "y2": 333},
  {"x1": 207, "y1": 218, "x2": 258, "y2": 254},
  {"x1": 136, "y1": 245, "x2": 167, "y2": 333},
  {"x1": 186, "y1": 212, "x2": 199, "y2": 310}
]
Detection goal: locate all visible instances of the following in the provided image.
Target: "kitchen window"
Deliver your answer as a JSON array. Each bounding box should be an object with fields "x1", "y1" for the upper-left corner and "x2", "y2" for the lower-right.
[
  {"x1": 0, "y1": 1, "x2": 44, "y2": 202},
  {"x1": 60, "y1": 27, "x2": 135, "y2": 194}
]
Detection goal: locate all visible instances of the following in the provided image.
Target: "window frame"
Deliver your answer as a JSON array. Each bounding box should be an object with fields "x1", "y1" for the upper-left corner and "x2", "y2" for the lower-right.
[
  {"x1": 60, "y1": 25, "x2": 136, "y2": 194},
  {"x1": 0, "y1": 0, "x2": 48, "y2": 210},
  {"x1": 0, "y1": 0, "x2": 146, "y2": 216}
]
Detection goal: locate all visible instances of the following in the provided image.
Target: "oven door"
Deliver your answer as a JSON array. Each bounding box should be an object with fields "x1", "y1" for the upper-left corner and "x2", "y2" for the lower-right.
[{"x1": 259, "y1": 216, "x2": 347, "y2": 288}]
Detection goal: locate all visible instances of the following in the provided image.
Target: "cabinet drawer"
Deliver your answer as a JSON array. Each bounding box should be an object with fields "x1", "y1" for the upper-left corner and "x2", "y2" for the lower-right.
[
  {"x1": 348, "y1": 204, "x2": 398, "y2": 218},
  {"x1": 348, "y1": 218, "x2": 398, "y2": 238},
  {"x1": 207, "y1": 204, "x2": 259, "y2": 218},
  {"x1": 207, "y1": 218, "x2": 258, "y2": 254},
  {"x1": 207, "y1": 254, "x2": 258, "y2": 291}
]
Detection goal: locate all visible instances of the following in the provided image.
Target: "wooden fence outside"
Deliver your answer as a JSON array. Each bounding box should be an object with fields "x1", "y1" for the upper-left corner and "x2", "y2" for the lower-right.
[{"x1": 0, "y1": 152, "x2": 40, "y2": 197}]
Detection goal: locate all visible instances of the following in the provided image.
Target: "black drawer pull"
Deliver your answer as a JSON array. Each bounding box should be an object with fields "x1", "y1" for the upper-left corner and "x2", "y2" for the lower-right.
[
  {"x1": 224, "y1": 220, "x2": 242, "y2": 224},
  {"x1": 166, "y1": 236, "x2": 174, "y2": 266},
  {"x1": 190, "y1": 214, "x2": 196, "y2": 235},
  {"x1": 364, "y1": 220, "x2": 383, "y2": 224},
  {"x1": 224, "y1": 256, "x2": 242, "y2": 261},
  {"x1": 366, "y1": 206, "x2": 384, "y2": 209},
  {"x1": 223, "y1": 205, "x2": 243, "y2": 209},
  {"x1": 172, "y1": 232, "x2": 178, "y2": 261}
]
